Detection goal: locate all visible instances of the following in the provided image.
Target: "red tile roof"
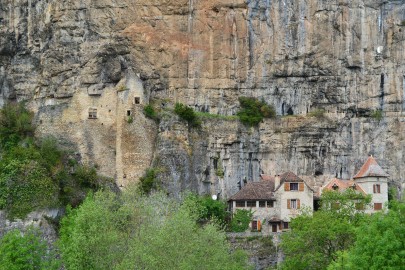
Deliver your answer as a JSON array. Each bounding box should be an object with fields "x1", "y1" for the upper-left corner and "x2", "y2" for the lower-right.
[
  {"x1": 323, "y1": 178, "x2": 366, "y2": 194},
  {"x1": 279, "y1": 172, "x2": 304, "y2": 183},
  {"x1": 260, "y1": 174, "x2": 274, "y2": 182},
  {"x1": 353, "y1": 156, "x2": 389, "y2": 179},
  {"x1": 228, "y1": 181, "x2": 275, "y2": 201}
]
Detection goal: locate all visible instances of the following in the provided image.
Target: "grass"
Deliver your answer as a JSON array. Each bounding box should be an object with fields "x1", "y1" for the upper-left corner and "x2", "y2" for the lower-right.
[
  {"x1": 307, "y1": 108, "x2": 326, "y2": 118},
  {"x1": 195, "y1": 111, "x2": 238, "y2": 121}
]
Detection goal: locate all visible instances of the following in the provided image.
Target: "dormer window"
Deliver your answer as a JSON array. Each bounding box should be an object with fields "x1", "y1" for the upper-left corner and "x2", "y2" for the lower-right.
[
  {"x1": 290, "y1": 183, "x2": 299, "y2": 191},
  {"x1": 332, "y1": 183, "x2": 339, "y2": 191},
  {"x1": 351, "y1": 183, "x2": 356, "y2": 190}
]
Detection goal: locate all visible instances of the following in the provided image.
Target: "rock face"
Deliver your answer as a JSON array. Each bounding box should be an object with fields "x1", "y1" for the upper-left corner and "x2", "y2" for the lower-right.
[{"x1": 1, "y1": 0, "x2": 405, "y2": 197}]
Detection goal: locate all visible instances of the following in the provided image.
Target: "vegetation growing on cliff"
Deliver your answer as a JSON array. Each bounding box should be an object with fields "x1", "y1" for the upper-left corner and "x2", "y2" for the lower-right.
[
  {"x1": 174, "y1": 103, "x2": 201, "y2": 127},
  {"x1": 0, "y1": 227, "x2": 59, "y2": 270},
  {"x1": 237, "y1": 97, "x2": 276, "y2": 126},
  {"x1": 0, "y1": 103, "x2": 113, "y2": 218}
]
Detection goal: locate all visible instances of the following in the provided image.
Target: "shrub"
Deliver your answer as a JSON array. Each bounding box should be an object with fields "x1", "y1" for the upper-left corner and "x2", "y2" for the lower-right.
[
  {"x1": 0, "y1": 228, "x2": 59, "y2": 270},
  {"x1": 230, "y1": 209, "x2": 253, "y2": 232},
  {"x1": 138, "y1": 168, "x2": 160, "y2": 194},
  {"x1": 73, "y1": 165, "x2": 99, "y2": 189},
  {"x1": 370, "y1": 109, "x2": 383, "y2": 121},
  {"x1": 0, "y1": 102, "x2": 34, "y2": 149},
  {"x1": 174, "y1": 103, "x2": 200, "y2": 127},
  {"x1": 143, "y1": 104, "x2": 157, "y2": 119},
  {"x1": 182, "y1": 193, "x2": 228, "y2": 225},
  {"x1": 237, "y1": 97, "x2": 276, "y2": 126},
  {"x1": 127, "y1": 116, "x2": 133, "y2": 124}
]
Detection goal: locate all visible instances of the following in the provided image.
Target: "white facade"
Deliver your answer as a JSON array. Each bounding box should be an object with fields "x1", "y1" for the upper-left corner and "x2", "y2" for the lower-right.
[
  {"x1": 277, "y1": 182, "x2": 314, "y2": 222},
  {"x1": 355, "y1": 177, "x2": 388, "y2": 213}
]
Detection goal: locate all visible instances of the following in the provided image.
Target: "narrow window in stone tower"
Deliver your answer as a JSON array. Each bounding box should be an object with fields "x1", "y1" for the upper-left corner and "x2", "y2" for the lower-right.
[
  {"x1": 135, "y1": 97, "x2": 140, "y2": 104},
  {"x1": 127, "y1": 110, "x2": 132, "y2": 116},
  {"x1": 88, "y1": 108, "x2": 97, "y2": 119}
]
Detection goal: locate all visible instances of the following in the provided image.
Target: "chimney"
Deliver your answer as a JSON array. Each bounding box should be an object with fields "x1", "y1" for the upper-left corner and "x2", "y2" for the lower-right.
[{"x1": 275, "y1": 174, "x2": 281, "y2": 189}]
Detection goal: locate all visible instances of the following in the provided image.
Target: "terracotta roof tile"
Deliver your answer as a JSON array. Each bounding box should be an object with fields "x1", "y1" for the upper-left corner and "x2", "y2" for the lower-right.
[
  {"x1": 353, "y1": 156, "x2": 389, "y2": 179},
  {"x1": 260, "y1": 174, "x2": 275, "y2": 182},
  {"x1": 279, "y1": 172, "x2": 304, "y2": 183},
  {"x1": 229, "y1": 181, "x2": 275, "y2": 201},
  {"x1": 323, "y1": 178, "x2": 366, "y2": 194}
]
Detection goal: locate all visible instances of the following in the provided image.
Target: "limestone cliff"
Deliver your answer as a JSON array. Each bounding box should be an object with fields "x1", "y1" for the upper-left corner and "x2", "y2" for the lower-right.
[{"x1": 1, "y1": 0, "x2": 405, "y2": 198}]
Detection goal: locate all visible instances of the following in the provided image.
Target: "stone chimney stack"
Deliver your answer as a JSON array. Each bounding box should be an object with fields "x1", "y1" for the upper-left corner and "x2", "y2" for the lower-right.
[{"x1": 275, "y1": 174, "x2": 281, "y2": 189}]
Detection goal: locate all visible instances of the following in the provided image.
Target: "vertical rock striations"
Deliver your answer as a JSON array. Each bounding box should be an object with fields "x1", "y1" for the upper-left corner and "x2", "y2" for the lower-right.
[{"x1": 0, "y1": 0, "x2": 404, "y2": 196}]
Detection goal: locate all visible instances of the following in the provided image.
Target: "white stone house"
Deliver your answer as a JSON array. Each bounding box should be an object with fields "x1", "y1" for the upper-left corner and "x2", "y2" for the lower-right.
[
  {"x1": 322, "y1": 156, "x2": 389, "y2": 213},
  {"x1": 228, "y1": 172, "x2": 314, "y2": 233}
]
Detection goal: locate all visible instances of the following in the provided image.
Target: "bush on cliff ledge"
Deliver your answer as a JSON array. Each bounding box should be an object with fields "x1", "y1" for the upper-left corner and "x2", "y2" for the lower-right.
[{"x1": 237, "y1": 97, "x2": 276, "y2": 126}]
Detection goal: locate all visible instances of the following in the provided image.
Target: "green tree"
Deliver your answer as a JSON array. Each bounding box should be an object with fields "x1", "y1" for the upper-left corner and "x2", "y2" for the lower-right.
[
  {"x1": 280, "y1": 190, "x2": 370, "y2": 270},
  {"x1": 237, "y1": 97, "x2": 275, "y2": 126},
  {"x1": 320, "y1": 189, "x2": 371, "y2": 221},
  {"x1": 58, "y1": 189, "x2": 250, "y2": 270},
  {"x1": 230, "y1": 209, "x2": 253, "y2": 232},
  {"x1": 182, "y1": 193, "x2": 228, "y2": 225},
  {"x1": 280, "y1": 211, "x2": 356, "y2": 270},
  {"x1": 328, "y1": 201, "x2": 405, "y2": 270},
  {"x1": 0, "y1": 228, "x2": 59, "y2": 270}
]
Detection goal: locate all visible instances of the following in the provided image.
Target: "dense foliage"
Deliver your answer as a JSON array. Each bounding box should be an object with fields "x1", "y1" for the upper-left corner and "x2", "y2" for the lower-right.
[
  {"x1": 0, "y1": 228, "x2": 58, "y2": 270},
  {"x1": 143, "y1": 104, "x2": 157, "y2": 120},
  {"x1": 280, "y1": 190, "x2": 402, "y2": 270},
  {"x1": 58, "y1": 189, "x2": 250, "y2": 270},
  {"x1": 328, "y1": 201, "x2": 405, "y2": 270},
  {"x1": 174, "y1": 103, "x2": 200, "y2": 127},
  {"x1": 237, "y1": 97, "x2": 276, "y2": 126},
  {"x1": 138, "y1": 168, "x2": 160, "y2": 194},
  {"x1": 0, "y1": 103, "x2": 34, "y2": 149},
  {"x1": 182, "y1": 193, "x2": 228, "y2": 225},
  {"x1": 230, "y1": 209, "x2": 253, "y2": 232},
  {"x1": 0, "y1": 103, "x2": 113, "y2": 218}
]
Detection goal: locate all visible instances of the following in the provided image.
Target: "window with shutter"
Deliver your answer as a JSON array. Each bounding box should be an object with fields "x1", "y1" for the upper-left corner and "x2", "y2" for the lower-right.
[
  {"x1": 287, "y1": 199, "x2": 291, "y2": 209},
  {"x1": 297, "y1": 199, "x2": 301, "y2": 209},
  {"x1": 284, "y1": 182, "x2": 290, "y2": 191},
  {"x1": 374, "y1": 203, "x2": 382, "y2": 210},
  {"x1": 251, "y1": 220, "x2": 258, "y2": 231},
  {"x1": 373, "y1": 184, "x2": 381, "y2": 193},
  {"x1": 289, "y1": 199, "x2": 298, "y2": 209},
  {"x1": 290, "y1": 183, "x2": 298, "y2": 191},
  {"x1": 299, "y1": 183, "x2": 304, "y2": 191}
]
